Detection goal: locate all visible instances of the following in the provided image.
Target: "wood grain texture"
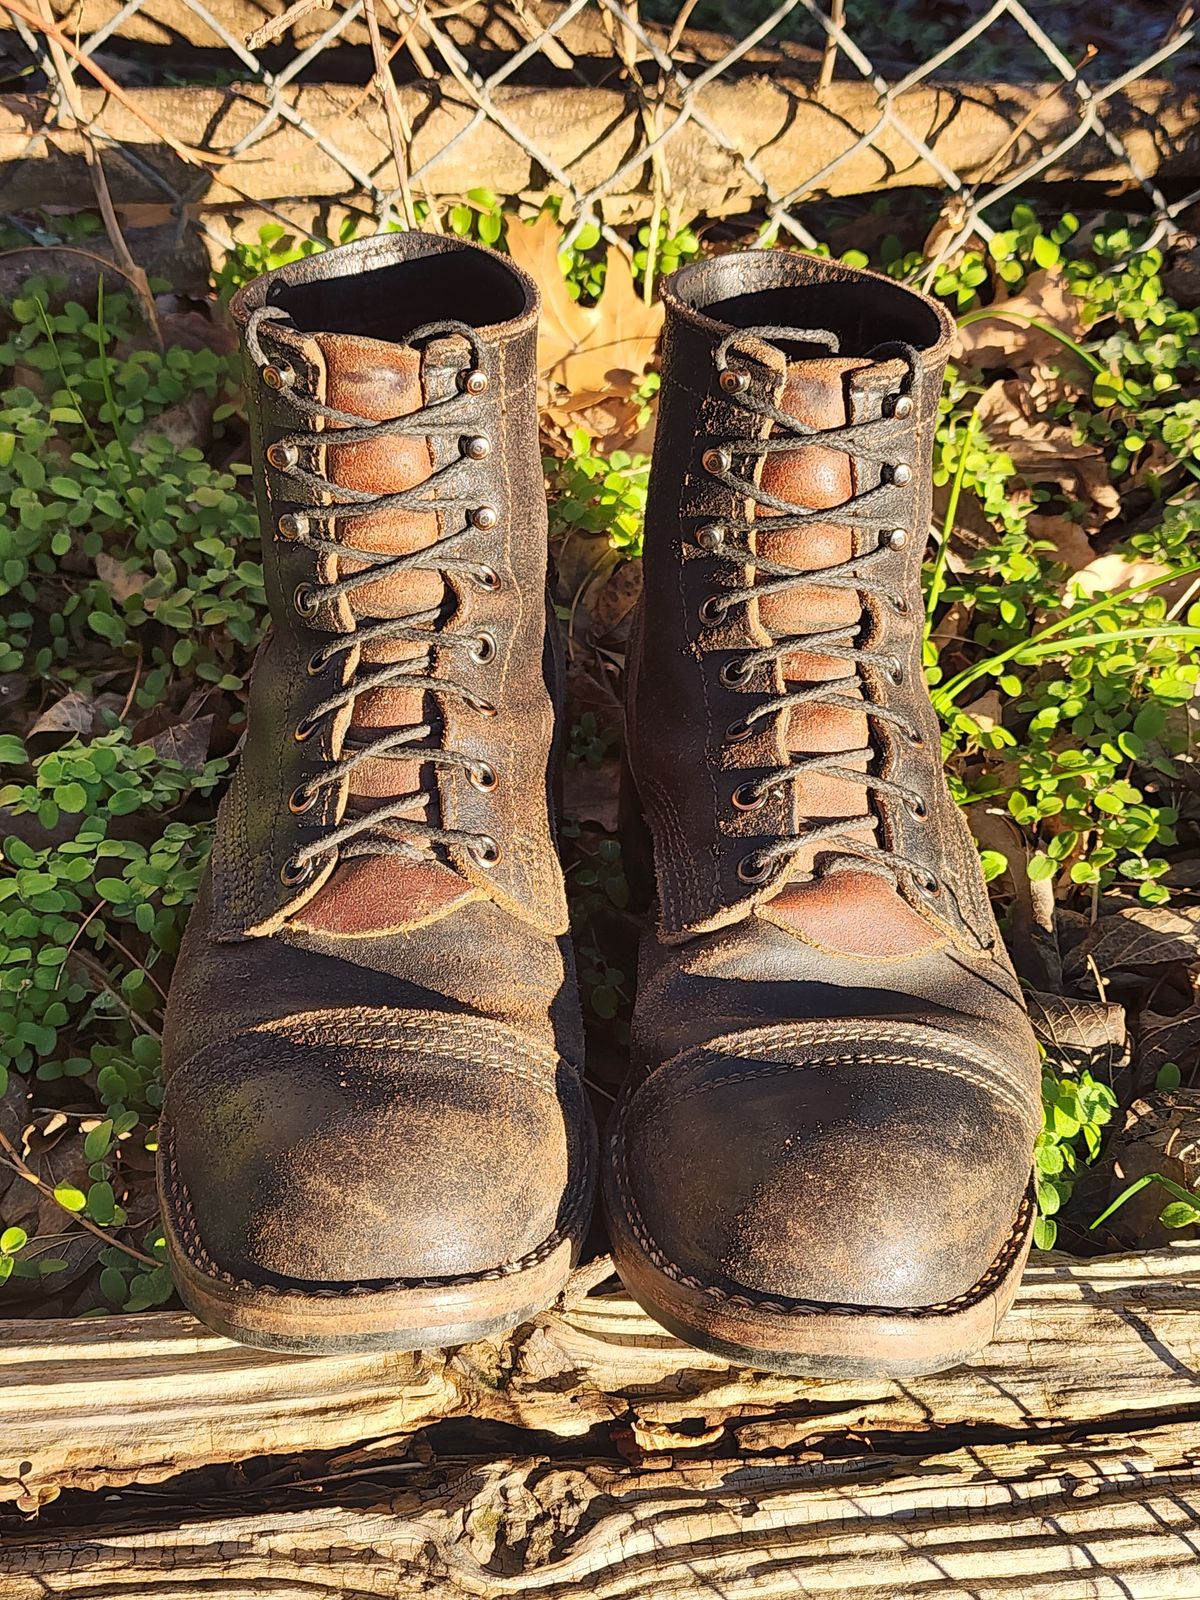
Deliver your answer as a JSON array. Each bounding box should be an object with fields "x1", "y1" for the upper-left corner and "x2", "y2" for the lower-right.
[
  {"x1": 0, "y1": 75, "x2": 1195, "y2": 219},
  {"x1": 3, "y1": 1244, "x2": 1200, "y2": 1508},
  {"x1": 4, "y1": 1429, "x2": 1200, "y2": 1598}
]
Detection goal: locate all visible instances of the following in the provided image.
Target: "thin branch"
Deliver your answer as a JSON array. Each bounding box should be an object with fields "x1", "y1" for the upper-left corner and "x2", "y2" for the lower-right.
[
  {"x1": 0, "y1": 1127, "x2": 160, "y2": 1268},
  {"x1": 246, "y1": 0, "x2": 330, "y2": 49},
  {"x1": 816, "y1": 0, "x2": 844, "y2": 95},
  {"x1": 0, "y1": 0, "x2": 221, "y2": 169},
  {"x1": 364, "y1": 0, "x2": 419, "y2": 230}
]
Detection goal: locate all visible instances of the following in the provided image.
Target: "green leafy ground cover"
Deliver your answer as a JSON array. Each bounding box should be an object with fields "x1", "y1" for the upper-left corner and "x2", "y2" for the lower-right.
[{"x1": 0, "y1": 196, "x2": 1197, "y2": 1313}]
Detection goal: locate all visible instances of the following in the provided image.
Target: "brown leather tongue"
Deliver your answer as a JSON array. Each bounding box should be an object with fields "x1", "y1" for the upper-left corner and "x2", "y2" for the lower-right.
[
  {"x1": 755, "y1": 355, "x2": 940, "y2": 955},
  {"x1": 296, "y1": 331, "x2": 472, "y2": 935}
]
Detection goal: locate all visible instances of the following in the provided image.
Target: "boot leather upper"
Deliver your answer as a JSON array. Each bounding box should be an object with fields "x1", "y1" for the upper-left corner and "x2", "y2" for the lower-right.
[
  {"x1": 162, "y1": 235, "x2": 592, "y2": 1293},
  {"x1": 618, "y1": 251, "x2": 1041, "y2": 1313}
]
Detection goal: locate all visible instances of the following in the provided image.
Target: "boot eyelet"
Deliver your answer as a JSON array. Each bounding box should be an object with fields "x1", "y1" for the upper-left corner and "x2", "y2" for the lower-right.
[
  {"x1": 307, "y1": 649, "x2": 330, "y2": 676},
  {"x1": 885, "y1": 527, "x2": 909, "y2": 549},
  {"x1": 471, "y1": 505, "x2": 499, "y2": 531},
  {"x1": 262, "y1": 363, "x2": 295, "y2": 391},
  {"x1": 891, "y1": 394, "x2": 915, "y2": 419},
  {"x1": 471, "y1": 696, "x2": 498, "y2": 718},
  {"x1": 726, "y1": 717, "x2": 755, "y2": 744},
  {"x1": 468, "y1": 834, "x2": 500, "y2": 867},
  {"x1": 720, "y1": 658, "x2": 754, "y2": 688},
  {"x1": 280, "y1": 855, "x2": 314, "y2": 887},
  {"x1": 278, "y1": 513, "x2": 308, "y2": 542},
  {"x1": 890, "y1": 594, "x2": 909, "y2": 615},
  {"x1": 695, "y1": 523, "x2": 726, "y2": 551},
  {"x1": 268, "y1": 441, "x2": 299, "y2": 471},
  {"x1": 293, "y1": 583, "x2": 319, "y2": 618},
  {"x1": 905, "y1": 725, "x2": 925, "y2": 748},
  {"x1": 905, "y1": 794, "x2": 928, "y2": 820},
  {"x1": 699, "y1": 595, "x2": 729, "y2": 627},
  {"x1": 737, "y1": 852, "x2": 773, "y2": 884},
  {"x1": 471, "y1": 566, "x2": 501, "y2": 591},
  {"x1": 702, "y1": 447, "x2": 732, "y2": 476},
  {"x1": 461, "y1": 368, "x2": 488, "y2": 396},
  {"x1": 294, "y1": 712, "x2": 321, "y2": 743},
  {"x1": 288, "y1": 784, "x2": 318, "y2": 814},
  {"x1": 732, "y1": 782, "x2": 766, "y2": 811},
  {"x1": 463, "y1": 434, "x2": 491, "y2": 461},
  {"x1": 886, "y1": 658, "x2": 904, "y2": 686},
  {"x1": 719, "y1": 369, "x2": 750, "y2": 396},
  {"x1": 470, "y1": 761, "x2": 498, "y2": 792},
  {"x1": 468, "y1": 631, "x2": 497, "y2": 665},
  {"x1": 918, "y1": 869, "x2": 941, "y2": 895},
  {"x1": 890, "y1": 463, "x2": 913, "y2": 486}
]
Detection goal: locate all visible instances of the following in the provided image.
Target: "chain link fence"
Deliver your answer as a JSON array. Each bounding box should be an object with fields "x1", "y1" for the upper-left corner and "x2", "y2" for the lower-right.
[{"x1": 0, "y1": 0, "x2": 1196, "y2": 267}]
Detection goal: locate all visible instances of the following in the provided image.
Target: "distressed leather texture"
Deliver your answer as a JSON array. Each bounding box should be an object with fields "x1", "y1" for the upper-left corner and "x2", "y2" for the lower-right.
[
  {"x1": 614, "y1": 250, "x2": 1042, "y2": 1321},
  {"x1": 161, "y1": 234, "x2": 593, "y2": 1307}
]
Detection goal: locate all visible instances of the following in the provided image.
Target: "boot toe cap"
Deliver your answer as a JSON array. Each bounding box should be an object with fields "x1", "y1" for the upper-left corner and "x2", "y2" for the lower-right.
[
  {"x1": 614, "y1": 1022, "x2": 1036, "y2": 1311},
  {"x1": 162, "y1": 1011, "x2": 593, "y2": 1288}
]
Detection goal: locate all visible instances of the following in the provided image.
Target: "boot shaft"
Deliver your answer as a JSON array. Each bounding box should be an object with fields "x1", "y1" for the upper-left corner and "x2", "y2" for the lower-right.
[
  {"x1": 210, "y1": 234, "x2": 566, "y2": 940},
  {"x1": 627, "y1": 250, "x2": 997, "y2": 951}
]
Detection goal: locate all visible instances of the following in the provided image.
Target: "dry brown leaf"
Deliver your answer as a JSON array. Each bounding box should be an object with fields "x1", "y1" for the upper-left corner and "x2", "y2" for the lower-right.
[
  {"x1": 142, "y1": 714, "x2": 213, "y2": 771},
  {"x1": 27, "y1": 690, "x2": 100, "y2": 738},
  {"x1": 506, "y1": 214, "x2": 662, "y2": 399},
  {"x1": 1026, "y1": 517, "x2": 1170, "y2": 596},
  {"x1": 954, "y1": 270, "x2": 1088, "y2": 371},
  {"x1": 958, "y1": 689, "x2": 1004, "y2": 732},
  {"x1": 561, "y1": 759, "x2": 620, "y2": 832},
  {"x1": 1097, "y1": 1091, "x2": 1200, "y2": 1249},
  {"x1": 1025, "y1": 989, "x2": 1128, "y2": 1079},
  {"x1": 975, "y1": 379, "x2": 1119, "y2": 522},
  {"x1": 1137, "y1": 1009, "x2": 1200, "y2": 1085},
  {"x1": 1065, "y1": 904, "x2": 1200, "y2": 981},
  {"x1": 95, "y1": 552, "x2": 149, "y2": 606},
  {"x1": 1070, "y1": 553, "x2": 1171, "y2": 599},
  {"x1": 589, "y1": 558, "x2": 643, "y2": 639}
]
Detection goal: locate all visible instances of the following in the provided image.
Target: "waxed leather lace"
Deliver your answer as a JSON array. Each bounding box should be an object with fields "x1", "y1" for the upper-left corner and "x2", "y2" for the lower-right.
[
  {"x1": 701, "y1": 324, "x2": 941, "y2": 895},
  {"x1": 246, "y1": 305, "x2": 502, "y2": 884}
]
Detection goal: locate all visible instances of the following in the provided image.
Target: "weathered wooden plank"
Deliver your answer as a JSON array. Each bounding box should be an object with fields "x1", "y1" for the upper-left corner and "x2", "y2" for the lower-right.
[
  {"x1": 2, "y1": 1245, "x2": 1199, "y2": 1508},
  {"x1": 0, "y1": 74, "x2": 1195, "y2": 221},
  {"x1": 4, "y1": 1428, "x2": 1200, "y2": 1598}
]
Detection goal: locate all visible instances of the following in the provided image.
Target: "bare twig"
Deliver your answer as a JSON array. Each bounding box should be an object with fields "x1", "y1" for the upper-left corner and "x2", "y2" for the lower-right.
[
  {"x1": 69, "y1": 948, "x2": 163, "y2": 1040},
  {"x1": 816, "y1": 0, "x2": 844, "y2": 95},
  {"x1": 0, "y1": 0, "x2": 220, "y2": 170},
  {"x1": 365, "y1": 0, "x2": 419, "y2": 229},
  {"x1": 246, "y1": 0, "x2": 331, "y2": 49},
  {"x1": 0, "y1": 1127, "x2": 160, "y2": 1268},
  {"x1": 27, "y1": 0, "x2": 160, "y2": 342}
]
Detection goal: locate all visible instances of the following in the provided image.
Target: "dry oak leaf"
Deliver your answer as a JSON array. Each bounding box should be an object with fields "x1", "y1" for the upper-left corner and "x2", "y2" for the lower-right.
[
  {"x1": 975, "y1": 379, "x2": 1119, "y2": 522},
  {"x1": 506, "y1": 214, "x2": 662, "y2": 400},
  {"x1": 954, "y1": 270, "x2": 1088, "y2": 372},
  {"x1": 1026, "y1": 516, "x2": 1171, "y2": 597}
]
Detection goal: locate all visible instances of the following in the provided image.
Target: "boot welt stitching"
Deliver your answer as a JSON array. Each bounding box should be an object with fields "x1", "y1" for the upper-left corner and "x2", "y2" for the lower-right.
[
  {"x1": 612, "y1": 1127, "x2": 1034, "y2": 1321},
  {"x1": 162, "y1": 1120, "x2": 591, "y2": 1298}
]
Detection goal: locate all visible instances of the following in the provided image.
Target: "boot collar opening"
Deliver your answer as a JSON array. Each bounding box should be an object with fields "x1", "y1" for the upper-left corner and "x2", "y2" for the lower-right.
[{"x1": 664, "y1": 249, "x2": 953, "y2": 363}]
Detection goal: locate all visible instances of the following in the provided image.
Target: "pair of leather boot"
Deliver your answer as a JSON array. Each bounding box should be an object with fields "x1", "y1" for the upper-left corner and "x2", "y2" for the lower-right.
[{"x1": 160, "y1": 233, "x2": 1040, "y2": 1376}]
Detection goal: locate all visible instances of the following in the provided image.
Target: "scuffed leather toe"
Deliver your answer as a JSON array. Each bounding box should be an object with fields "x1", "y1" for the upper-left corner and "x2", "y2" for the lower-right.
[
  {"x1": 614, "y1": 1020, "x2": 1037, "y2": 1311},
  {"x1": 162, "y1": 1007, "x2": 593, "y2": 1288}
]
